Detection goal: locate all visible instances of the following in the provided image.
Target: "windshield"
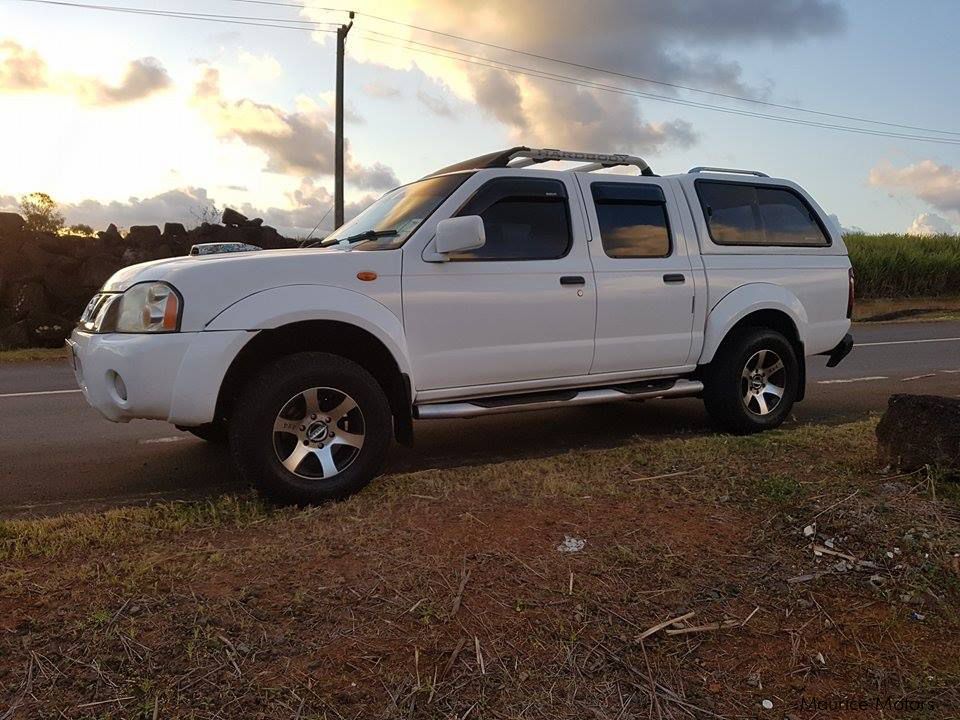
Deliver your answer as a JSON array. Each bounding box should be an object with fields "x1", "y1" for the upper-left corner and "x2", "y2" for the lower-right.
[{"x1": 320, "y1": 172, "x2": 473, "y2": 250}]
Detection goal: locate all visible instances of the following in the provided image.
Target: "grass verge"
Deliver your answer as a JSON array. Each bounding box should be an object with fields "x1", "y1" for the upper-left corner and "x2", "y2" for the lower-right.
[
  {"x1": 1, "y1": 419, "x2": 958, "y2": 718},
  {"x1": 0, "y1": 345, "x2": 70, "y2": 363},
  {"x1": 854, "y1": 295, "x2": 960, "y2": 323}
]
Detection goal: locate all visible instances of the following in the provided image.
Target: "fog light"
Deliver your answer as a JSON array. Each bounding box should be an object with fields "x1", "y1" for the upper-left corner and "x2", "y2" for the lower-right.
[{"x1": 110, "y1": 371, "x2": 128, "y2": 401}]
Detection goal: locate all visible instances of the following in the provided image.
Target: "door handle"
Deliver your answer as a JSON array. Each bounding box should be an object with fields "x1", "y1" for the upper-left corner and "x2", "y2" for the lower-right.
[
  {"x1": 560, "y1": 275, "x2": 586, "y2": 286},
  {"x1": 662, "y1": 273, "x2": 686, "y2": 284}
]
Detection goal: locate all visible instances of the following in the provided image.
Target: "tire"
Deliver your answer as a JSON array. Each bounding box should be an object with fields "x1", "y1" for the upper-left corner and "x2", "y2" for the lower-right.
[
  {"x1": 182, "y1": 422, "x2": 228, "y2": 444},
  {"x1": 702, "y1": 327, "x2": 799, "y2": 435},
  {"x1": 229, "y1": 352, "x2": 392, "y2": 504}
]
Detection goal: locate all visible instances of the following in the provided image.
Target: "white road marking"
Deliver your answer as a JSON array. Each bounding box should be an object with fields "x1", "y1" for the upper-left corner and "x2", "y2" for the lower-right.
[
  {"x1": 902, "y1": 373, "x2": 936, "y2": 382},
  {"x1": 138, "y1": 436, "x2": 188, "y2": 445},
  {"x1": 817, "y1": 376, "x2": 888, "y2": 385},
  {"x1": 0, "y1": 389, "x2": 82, "y2": 399},
  {"x1": 940, "y1": 369, "x2": 960, "y2": 374},
  {"x1": 857, "y1": 336, "x2": 960, "y2": 347}
]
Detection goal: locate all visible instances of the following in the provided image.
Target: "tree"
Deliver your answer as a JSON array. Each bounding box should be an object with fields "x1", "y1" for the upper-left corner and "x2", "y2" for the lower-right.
[
  {"x1": 19, "y1": 192, "x2": 64, "y2": 235},
  {"x1": 67, "y1": 223, "x2": 95, "y2": 237}
]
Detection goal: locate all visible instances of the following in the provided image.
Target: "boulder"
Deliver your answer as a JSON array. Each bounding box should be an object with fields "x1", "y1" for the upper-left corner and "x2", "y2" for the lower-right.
[
  {"x1": 38, "y1": 233, "x2": 85, "y2": 258},
  {"x1": 2, "y1": 281, "x2": 46, "y2": 322},
  {"x1": 876, "y1": 394, "x2": 960, "y2": 473},
  {"x1": 79, "y1": 253, "x2": 121, "y2": 289},
  {"x1": 24, "y1": 310, "x2": 71, "y2": 347},
  {"x1": 97, "y1": 223, "x2": 122, "y2": 241},
  {"x1": 0, "y1": 320, "x2": 29, "y2": 350},
  {"x1": 42, "y1": 260, "x2": 86, "y2": 305},
  {"x1": 194, "y1": 223, "x2": 229, "y2": 242},
  {"x1": 163, "y1": 222, "x2": 187, "y2": 238},
  {"x1": 221, "y1": 208, "x2": 248, "y2": 227},
  {"x1": 126, "y1": 225, "x2": 162, "y2": 247},
  {"x1": 0, "y1": 212, "x2": 24, "y2": 235},
  {"x1": 244, "y1": 217, "x2": 264, "y2": 227},
  {"x1": 120, "y1": 247, "x2": 152, "y2": 267}
]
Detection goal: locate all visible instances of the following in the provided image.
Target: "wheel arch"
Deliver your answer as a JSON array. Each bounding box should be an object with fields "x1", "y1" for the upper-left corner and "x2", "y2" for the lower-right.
[
  {"x1": 700, "y1": 284, "x2": 808, "y2": 401},
  {"x1": 214, "y1": 319, "x2": 414, "y2": 446}
]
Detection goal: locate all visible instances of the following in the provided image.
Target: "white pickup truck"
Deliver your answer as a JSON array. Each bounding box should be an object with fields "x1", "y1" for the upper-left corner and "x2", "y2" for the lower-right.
[{"x1": 69, "y1": 147, "x2": 854, "y2": 504}]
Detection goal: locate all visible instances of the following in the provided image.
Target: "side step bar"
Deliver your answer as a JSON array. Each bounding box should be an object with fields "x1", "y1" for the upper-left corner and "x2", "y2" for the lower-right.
[{"x1": 414, "y1": 379, "x2": 704, "y2": 419}]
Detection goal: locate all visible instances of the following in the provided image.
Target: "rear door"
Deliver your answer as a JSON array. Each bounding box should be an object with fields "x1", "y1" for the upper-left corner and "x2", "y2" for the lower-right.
[
  {"x1": 403, "y1": 172, "x2": 596, "y2": 391},
  {"x1": 576, "y1": 175, "x2": 696, "y2": 374}
]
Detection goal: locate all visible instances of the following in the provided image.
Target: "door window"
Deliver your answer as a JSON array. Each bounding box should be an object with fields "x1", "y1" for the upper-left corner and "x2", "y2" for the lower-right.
[
  {"x1": 448, "y1": 177, "x2": 571, "y2": 261},
  {"x1": 591, "y1": 182, "x2": 671, "y2": 258}
]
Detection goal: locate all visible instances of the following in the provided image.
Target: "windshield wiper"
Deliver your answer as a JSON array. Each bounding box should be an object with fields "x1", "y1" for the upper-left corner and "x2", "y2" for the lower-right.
[{"x1": 329, "y1": 229, "x2": 399, "y2": 246}]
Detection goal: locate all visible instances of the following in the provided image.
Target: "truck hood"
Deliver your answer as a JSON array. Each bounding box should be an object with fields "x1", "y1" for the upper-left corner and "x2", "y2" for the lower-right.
[{"x1": 100, "y1": 246, "x2": 402, "y2": 331}]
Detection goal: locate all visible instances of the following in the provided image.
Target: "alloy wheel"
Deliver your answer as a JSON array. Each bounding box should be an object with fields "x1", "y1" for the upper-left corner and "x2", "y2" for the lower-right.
[
  {"x1": 740, "y1": 349, "x2": 786, "y2": 416},
  {"x1": 272, "y1": 387, "x2": 365, "y2": 479}
]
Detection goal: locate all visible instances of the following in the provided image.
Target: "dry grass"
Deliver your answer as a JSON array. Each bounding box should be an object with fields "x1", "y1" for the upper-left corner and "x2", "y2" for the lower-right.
[
  {"x1": 0, "y1": 345, "x2": 70, "y2": 363},
  {"x1": 854, "y1": 295, "x2": 960, "y2": 323},
  {"x1": 1, "y1": 420, "x2": 959, "y2": 718}
]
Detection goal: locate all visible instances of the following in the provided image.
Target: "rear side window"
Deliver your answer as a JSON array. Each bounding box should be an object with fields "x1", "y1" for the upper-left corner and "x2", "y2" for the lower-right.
[
  {"x1": 450, "y1": 177, "x2": 571, "y2": 261},
  {"x1": 591, "y1": 183, "x2": 671, "y2": 258},
  {"x1": 696, "y1": 181, "x2": 829, "y2": 247}
]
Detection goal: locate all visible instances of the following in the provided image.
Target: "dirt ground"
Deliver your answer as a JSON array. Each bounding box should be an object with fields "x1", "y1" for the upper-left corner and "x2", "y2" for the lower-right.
[{"x1": 1, "y1": 420, "x2": 958, "y2": 719}]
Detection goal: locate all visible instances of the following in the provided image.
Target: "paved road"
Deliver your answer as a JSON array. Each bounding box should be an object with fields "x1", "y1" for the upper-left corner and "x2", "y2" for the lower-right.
[{"x1": 3, "y1": 321, "x2": 960, "y2": 517}]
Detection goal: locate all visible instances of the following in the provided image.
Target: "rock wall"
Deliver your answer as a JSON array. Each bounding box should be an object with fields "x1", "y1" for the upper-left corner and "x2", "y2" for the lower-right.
[{"x1": 0, "y1": 210, "x2": 297, "y2": 349}]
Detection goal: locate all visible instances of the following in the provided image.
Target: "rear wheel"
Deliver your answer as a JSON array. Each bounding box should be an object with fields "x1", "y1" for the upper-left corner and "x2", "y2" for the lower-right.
[
  {"x1": 229, "y1": 352, "x2": 392, "y2": 504},
  {"x1": 702, "y1": 327, "x2": 799, "y2": 434}
]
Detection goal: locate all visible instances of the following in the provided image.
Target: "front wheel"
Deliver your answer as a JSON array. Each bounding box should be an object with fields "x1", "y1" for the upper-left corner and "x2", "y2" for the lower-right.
[
  {"x1": 229, "y1": 352, "x2": 393, "y2": 504},
  {"x1": 702, "y1": 327, "x2": 799, "y2": 435}
]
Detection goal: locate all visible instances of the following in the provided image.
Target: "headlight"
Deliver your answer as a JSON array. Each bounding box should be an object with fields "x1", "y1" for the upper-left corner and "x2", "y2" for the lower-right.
[{"x1": 81, "y1": 282, "x2": 182, "y2": 333}]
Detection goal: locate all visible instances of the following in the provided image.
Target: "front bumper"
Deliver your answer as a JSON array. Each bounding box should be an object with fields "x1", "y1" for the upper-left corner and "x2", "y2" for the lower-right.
[
  {"x1": 68, "y1": 328, "x2": 250, "y2": 424},
  {"x1": 820, "y1": 332, "x2": 854, "y2": 368}
]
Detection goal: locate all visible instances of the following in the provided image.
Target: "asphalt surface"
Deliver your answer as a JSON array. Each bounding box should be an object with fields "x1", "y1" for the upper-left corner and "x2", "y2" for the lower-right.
[{"x1": 3, "y1": 320, "x2": 960, "y2": 517}]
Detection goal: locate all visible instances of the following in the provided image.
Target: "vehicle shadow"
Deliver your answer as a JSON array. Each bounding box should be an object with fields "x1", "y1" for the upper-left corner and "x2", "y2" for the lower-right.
[{"x1": 388, "y1": 398, "x2": 714, "y2": 474}]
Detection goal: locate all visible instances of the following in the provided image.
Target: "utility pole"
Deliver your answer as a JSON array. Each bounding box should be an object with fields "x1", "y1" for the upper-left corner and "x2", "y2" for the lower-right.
[{"x1": 334, "y1": 11, "x2": 354, "y2": 230}]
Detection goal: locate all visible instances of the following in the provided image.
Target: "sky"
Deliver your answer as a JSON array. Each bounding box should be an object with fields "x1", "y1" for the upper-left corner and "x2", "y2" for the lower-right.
[{"x1": 1, "y1": 0, "x2": 960, "y2": 237}]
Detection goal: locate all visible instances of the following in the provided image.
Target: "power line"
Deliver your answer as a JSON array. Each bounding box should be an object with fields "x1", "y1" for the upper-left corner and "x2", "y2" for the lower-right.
[
  {"x1": 358, "y1": 31, "x2": 960, "y2": 146},
  {"x1": 223, "y1": 0, "x2": 960, "y2": 138},
  {"x1": 17, "y1": 0, "x2": 339, "y2": 31},
  {"x1": 17, "y1": 0, "x2": 960, "y2": 145}
]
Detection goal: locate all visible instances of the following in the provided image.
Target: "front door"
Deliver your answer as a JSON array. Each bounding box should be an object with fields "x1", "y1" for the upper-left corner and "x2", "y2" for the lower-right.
[
  {"x1": 577, "y1": 175, "x2": 696, "y2": 374},
  {"x1": 403, "y1": 173, "x2": 596, "y2": 391}
]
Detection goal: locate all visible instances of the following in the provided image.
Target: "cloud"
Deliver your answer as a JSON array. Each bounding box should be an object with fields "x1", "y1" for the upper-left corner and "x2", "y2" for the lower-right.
[
  {"x1": 47, "y1": 183, "x2": 376, "y2": 237},
  {"x1": 0, "y1": 39, "x2": 47, "y2": 91},
  {"x1": 508, "y1": 81, "x2": 697, "y2": 153},
  {"x1": 362, "y1": 80, "x2": 402, "y2": 99},
  {"x1": 469, "y1": 68, "x2": 525, "y2": 128},
  {"x1": 827, "y1": 213, "x2": 862, "y2": 236},
  {"x1": 313, "y1": 0, "x2": 845, "y2": 155},
  {"x1": 0, "y1": 39, "x2": 171, "y2": 105},
  {"x1": 238, "y1": 51, "x2": 283, "y2": 82},
  {"x1": 907, "y1": 212, "x2": 956, "y2": 236},
  {"x1": 416, "y1": 88, "x2": 455, "y2": 117},
  {"x1": 63, "y1": 187, "x2": 220, "y2": 229},
  {"x1": 869, "y1": 160, "x2": 960, "y2": 214},
  {"x1": 75, "y1": 57, "x2": 171, "y2": 105},
  {"x1": 193, "y1": 67, "x2": 398, "y2": 189},
  {"x1": 239, "y1": 178, "x2": 378, "y2": 236}
]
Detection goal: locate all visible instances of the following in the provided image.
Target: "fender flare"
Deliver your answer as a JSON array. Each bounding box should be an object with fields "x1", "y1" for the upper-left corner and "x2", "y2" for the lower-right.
[
  {"x1": 700, "y1": 283, "x2": 808, "y2": 365},
  {"x1": 204, "y1": 284, "x2": 414, "y2": 378}
]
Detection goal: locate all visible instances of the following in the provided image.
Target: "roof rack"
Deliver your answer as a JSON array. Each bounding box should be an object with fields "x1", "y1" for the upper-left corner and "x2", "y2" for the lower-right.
[
  {"x1": 687, "y1": 166, "x2": 769, "y2": 178},
  {"x1": 426, "y1": 146, "x2": 655, "y2": 178}
]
